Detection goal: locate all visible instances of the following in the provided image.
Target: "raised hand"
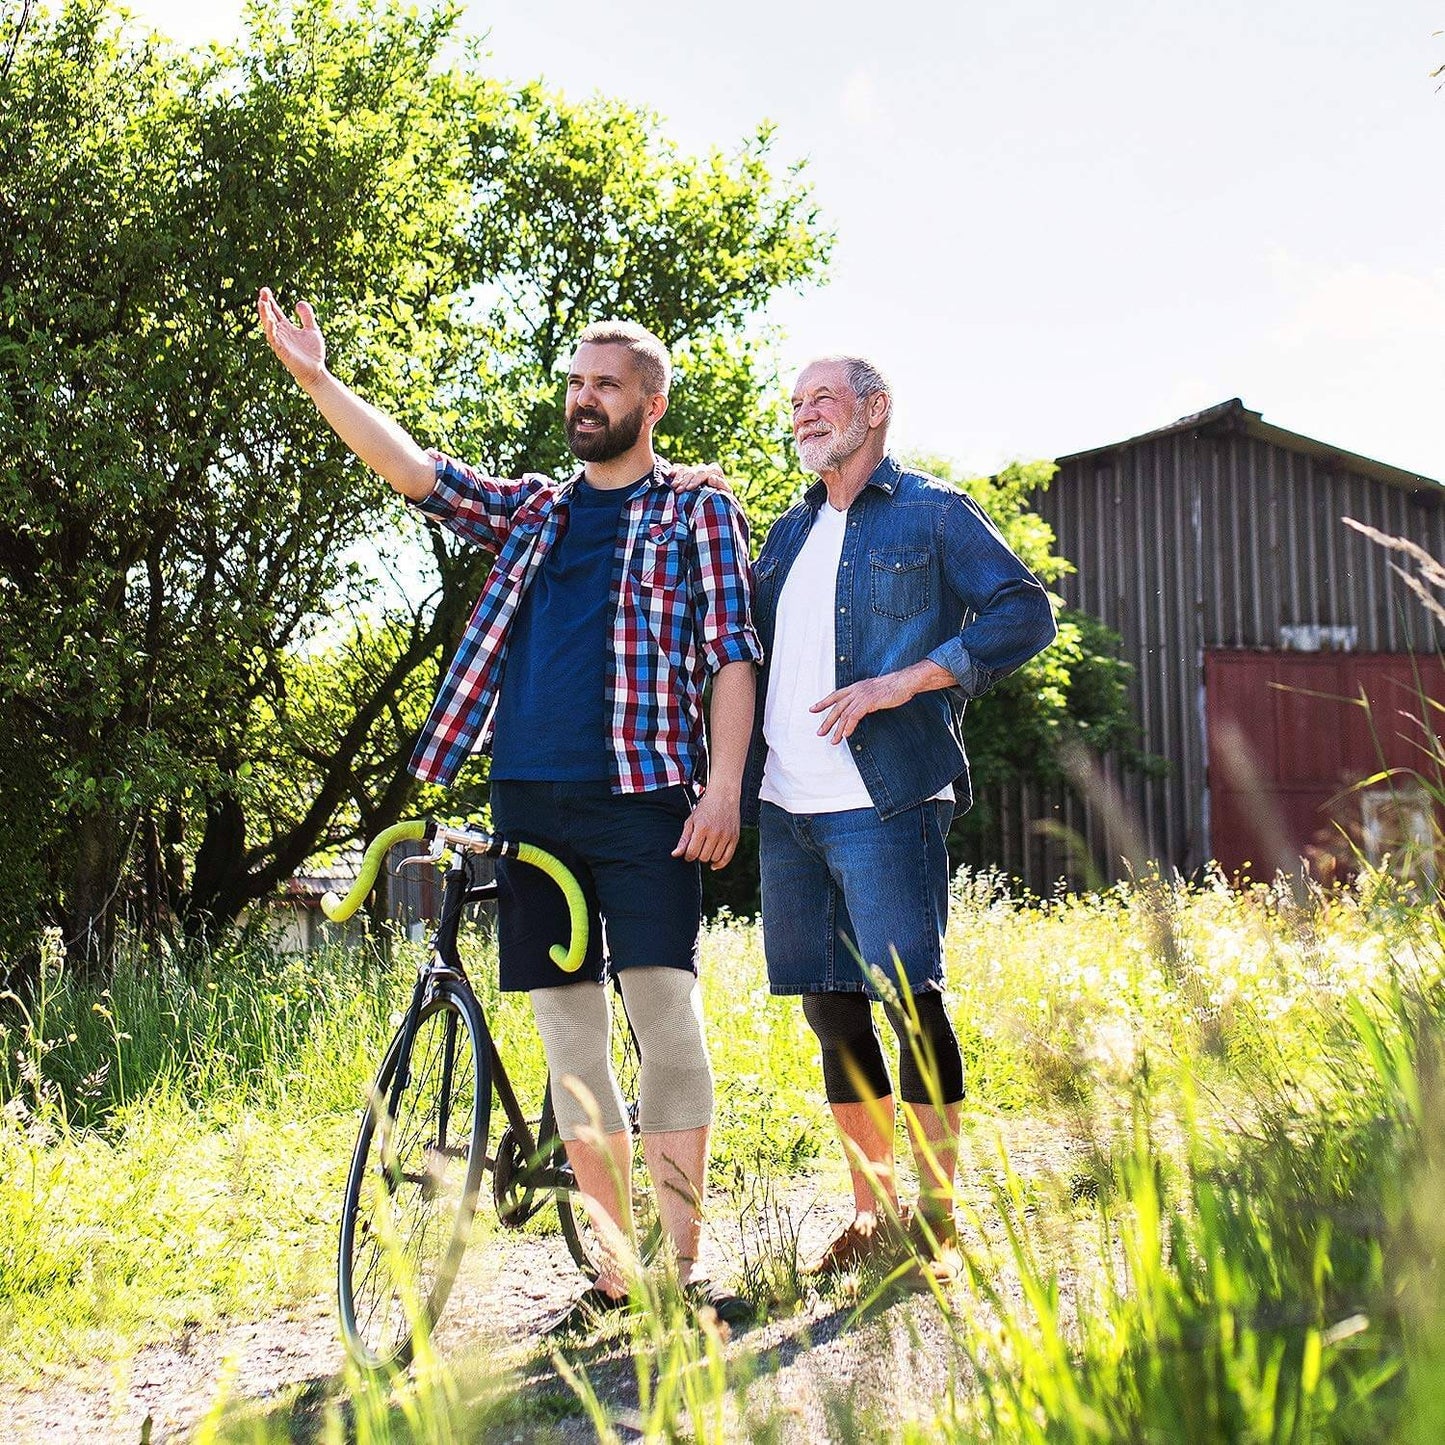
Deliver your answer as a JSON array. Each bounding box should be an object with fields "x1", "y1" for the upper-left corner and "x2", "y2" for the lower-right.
[
  {"x1": 257, "y1": 286, "x2": 327, "y2": 388},
  {"x1": 253, "y1": 288, "x2": 434, "y2": 499}
]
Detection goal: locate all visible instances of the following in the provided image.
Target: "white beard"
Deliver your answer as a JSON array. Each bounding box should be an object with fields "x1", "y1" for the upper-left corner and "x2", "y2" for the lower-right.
[{"x1": 797, "y1": 401, "x2": 870, "y2": 474}]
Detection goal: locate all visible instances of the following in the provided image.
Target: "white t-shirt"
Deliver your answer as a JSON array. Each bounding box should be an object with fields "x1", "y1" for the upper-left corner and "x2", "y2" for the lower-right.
[
  {"x1": 759, "y1": 504, "x2": 875, "y2": 813},
  {"x1": 759, "y1": 503, "x2": 956, "y2": 816}
]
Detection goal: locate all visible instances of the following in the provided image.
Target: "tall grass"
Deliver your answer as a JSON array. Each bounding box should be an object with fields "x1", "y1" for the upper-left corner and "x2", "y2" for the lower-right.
[
  {"x1": 4, "y1": 865, "x2": 1444, "y2": 1439},
  {"x1": 932, "y1": 959, "x2": 1445, "y2": 1443},
  {"x1": 0, "y1": 932, "x2": 407, "y2": 1373}
]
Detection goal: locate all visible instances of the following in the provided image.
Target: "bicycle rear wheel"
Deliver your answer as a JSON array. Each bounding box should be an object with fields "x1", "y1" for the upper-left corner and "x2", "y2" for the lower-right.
[
  {"x1": 554, "y1": 985, "x2": 662, "y2": 1277},
  {"x1": 338, "y1": 983, "x2": 490, "y2": 1371}
]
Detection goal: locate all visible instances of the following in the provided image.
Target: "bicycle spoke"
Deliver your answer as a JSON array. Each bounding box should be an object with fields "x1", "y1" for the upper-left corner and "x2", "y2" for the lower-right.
[{"x1": 338, "y1": 988, "x2": 490, "y2": 1369}]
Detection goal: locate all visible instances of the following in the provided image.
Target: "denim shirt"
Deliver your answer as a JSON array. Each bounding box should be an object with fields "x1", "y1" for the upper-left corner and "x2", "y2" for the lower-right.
[{"x1": 742, "y1": 455, "x2": 1057, "y2": 823}]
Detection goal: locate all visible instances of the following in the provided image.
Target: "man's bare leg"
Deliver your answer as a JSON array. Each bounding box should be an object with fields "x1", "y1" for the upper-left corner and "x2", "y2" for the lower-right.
[
  {"x1": 830, "y1": 1097, "x2": 899, "y2": 1218},
  {"x1": 563, "y1": 1128, "x2": 636, "y2": 1297},
  {"x1": 901, "y1": 1100, "x2": 962, "y2": 1224},
  {"x1": 642, "y1": 1123, "x2": 709, "y2": 1284}
]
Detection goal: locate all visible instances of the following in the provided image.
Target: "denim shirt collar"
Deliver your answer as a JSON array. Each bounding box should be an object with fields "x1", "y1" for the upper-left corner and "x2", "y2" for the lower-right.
[{"x1": 802, "y1": 453, "x2": 902, "y2": 509}]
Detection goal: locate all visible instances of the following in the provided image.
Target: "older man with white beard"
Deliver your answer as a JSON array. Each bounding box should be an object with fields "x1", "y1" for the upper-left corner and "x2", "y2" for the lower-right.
[{"x1": 740, "y1": 356, "x2": 1056, "y2": 1281}]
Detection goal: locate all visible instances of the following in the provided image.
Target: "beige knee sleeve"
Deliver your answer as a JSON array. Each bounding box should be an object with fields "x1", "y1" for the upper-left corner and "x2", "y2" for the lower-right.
[
  {"x1": 529, "y1": 983, "x2": 628, "y2": 1141},
  {"x1": 617, "y1": 967, "x2": 715, "y2": 1134}
]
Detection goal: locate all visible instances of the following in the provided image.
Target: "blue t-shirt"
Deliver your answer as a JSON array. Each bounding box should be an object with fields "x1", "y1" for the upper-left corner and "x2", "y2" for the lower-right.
[{"x1": 489, "y1": 477, "x2": 646, "y2": 780}]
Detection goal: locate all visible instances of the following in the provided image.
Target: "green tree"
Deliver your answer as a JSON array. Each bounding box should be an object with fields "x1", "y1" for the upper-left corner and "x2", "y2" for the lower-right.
[
  {"x1": 0, "y1": 0, "x2": 829, "y2": 976},
  {"x1": 910, "y1": 456, "x2": 1157, "y2": 870}
]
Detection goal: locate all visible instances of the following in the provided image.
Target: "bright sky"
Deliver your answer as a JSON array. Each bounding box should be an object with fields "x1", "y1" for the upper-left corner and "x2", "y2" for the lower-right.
[{"x1": 129, "y1": 0, "x2": 1445, "y2": 480}]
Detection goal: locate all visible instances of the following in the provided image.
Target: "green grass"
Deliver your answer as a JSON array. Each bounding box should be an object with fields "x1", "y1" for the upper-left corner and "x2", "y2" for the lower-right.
[
  {"x1": 0, "y1": 915, "x2": 828, "y2": 1384},
  {"x1": 0, "y1": 936, "x2": 401, "y2": 1376},
  {"x1": 3, "y1": 867, "x2": 1444, "y2": 1440}
]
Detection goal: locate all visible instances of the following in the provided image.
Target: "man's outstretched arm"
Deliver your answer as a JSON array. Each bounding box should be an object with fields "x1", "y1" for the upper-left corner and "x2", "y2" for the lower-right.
[{"x1": 257, "y1": 287, "x2": 434, "y2": 502}]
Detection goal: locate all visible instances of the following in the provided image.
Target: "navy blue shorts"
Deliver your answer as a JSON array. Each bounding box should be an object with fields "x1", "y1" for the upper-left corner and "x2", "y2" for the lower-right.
[{"x1": 489, "y1": 779, "x2": 702, "y2": 992}]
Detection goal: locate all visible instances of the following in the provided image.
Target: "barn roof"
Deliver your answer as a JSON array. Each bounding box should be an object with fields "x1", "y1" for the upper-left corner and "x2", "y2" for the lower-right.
[{"x1": 1059, "y1": 398, "x2": 1444, "y2": 496}]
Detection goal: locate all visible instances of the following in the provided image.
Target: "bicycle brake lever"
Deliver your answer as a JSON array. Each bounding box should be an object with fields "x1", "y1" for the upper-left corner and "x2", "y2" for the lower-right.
[{"x1": 396, "y1": 830, "x2": 449, "y2": 871}]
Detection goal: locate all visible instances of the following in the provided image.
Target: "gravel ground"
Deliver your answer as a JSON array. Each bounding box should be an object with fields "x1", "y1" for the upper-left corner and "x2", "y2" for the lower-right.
[{"x1": 4, "y1": 1115, "x2": 1085, "y2": 1443}]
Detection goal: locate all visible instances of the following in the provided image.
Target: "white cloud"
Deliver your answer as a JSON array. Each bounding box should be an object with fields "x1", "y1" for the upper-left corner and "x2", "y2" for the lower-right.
[{"x1": 1268, "y1": 251, "x2": 1445, "y2": 348}]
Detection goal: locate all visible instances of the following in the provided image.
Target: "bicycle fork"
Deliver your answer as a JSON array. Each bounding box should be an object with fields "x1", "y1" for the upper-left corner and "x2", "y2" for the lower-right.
[{"x1": 376, "y1": 969, "x2": 430, "y2": 1192}]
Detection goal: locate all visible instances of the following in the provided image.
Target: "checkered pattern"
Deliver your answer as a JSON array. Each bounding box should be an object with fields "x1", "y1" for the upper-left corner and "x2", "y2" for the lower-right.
[{"x1": 408, "y1": 451, "x2": 761, "y2": 791}]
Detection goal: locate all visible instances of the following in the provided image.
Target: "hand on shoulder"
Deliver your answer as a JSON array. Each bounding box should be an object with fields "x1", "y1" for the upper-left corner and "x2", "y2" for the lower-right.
[{"x1": 665, "y1": 461, "x2": 735, "y2": 497}]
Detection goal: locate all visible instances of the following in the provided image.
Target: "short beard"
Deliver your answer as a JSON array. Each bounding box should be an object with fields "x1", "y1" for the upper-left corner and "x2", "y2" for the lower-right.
[
  {"x1": 797, "y1": 401, "x2": 871, "y2": 474},
  {"x1": 566, "y1": 399, "x2": 648, "y2": 463}
]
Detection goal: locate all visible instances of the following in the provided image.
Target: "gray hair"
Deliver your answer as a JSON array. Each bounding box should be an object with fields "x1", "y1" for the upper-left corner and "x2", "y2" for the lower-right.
[
  {"x1": 821, "y1": 354, "x2": 891, "y2": 404},
  {"x1": 809, "y1": 356, "x2": 895, "y2": 433},
  {"x1": 575, "y1": 320, "x2": 672, "y2": 397}
]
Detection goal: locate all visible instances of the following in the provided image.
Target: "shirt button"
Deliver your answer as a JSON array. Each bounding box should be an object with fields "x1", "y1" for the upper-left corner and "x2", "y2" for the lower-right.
[{"x1": 838, "y1": 607, "x2": 846, "y2": 615}]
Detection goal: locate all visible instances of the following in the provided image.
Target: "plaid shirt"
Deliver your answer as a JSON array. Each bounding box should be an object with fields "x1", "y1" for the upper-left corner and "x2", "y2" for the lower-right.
[{"x1": 407, "y1": 452, "x2": 761, "y2": 791}]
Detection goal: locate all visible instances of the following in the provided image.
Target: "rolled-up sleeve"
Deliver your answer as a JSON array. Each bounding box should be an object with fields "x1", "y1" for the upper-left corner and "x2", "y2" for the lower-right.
[
  {"x1": 930, "y1": 494, "x2": 1057, "y2": 697},
  {"x1": 409, "y1": 450, "x2": 538, "y2": 550},
  {"x1": 689, "y1": 490, "x2": 764, "y2": 673}
]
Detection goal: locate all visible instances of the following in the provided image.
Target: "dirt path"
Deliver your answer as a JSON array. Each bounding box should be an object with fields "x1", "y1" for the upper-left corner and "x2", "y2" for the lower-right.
[{"x1": 5, "y1": 1115, "x2": 1088, "y2": 1443}]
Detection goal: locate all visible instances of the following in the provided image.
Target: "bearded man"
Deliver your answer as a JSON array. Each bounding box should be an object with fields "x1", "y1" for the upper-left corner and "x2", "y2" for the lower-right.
[
  {"x1": 259, "y1": 294, "x2": 759, "y2": 1333},
  {"x1": 741, "y1": 356, "x2": 1056, "y2": 1282}
]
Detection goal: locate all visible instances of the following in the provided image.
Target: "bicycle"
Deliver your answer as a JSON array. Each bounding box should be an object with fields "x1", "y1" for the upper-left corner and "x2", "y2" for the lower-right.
[{"x1": 322, "y1": 818, "x2": 659, "y2": 1371}]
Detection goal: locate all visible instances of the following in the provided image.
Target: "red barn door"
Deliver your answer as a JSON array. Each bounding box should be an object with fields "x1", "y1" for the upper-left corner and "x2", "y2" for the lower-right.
[{"x1": 1204, "y1": 650, "x2": 1445, "y2": 879}]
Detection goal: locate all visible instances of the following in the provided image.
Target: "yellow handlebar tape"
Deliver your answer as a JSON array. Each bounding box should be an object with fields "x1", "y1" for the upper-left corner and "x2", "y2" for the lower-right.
[
  {"x1": 319, "y1": 822, "x2": 588, "y2": 972},
  {"x1": 320, "y1": 821, "x2": 427, "y2": 922},
  {"x1": 514, "y1": 841, "x2": 589, "y2": 972}
]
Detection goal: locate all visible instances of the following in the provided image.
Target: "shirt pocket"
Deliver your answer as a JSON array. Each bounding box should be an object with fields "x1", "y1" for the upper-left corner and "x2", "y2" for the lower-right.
[
  {"x1": 631, "y1": 520, "x2": 685, "y2": 593},
  {"x1": 869, "y1": 548, "x2": 930, "y2": 621}
]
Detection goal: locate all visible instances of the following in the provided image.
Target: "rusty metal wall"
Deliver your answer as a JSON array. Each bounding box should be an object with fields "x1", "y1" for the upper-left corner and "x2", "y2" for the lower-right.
[{"x1": 974, "y1": 429, "x2": 1445, "y2": 891}]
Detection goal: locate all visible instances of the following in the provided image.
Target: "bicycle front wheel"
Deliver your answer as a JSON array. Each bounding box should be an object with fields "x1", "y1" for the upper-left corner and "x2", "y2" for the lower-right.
[{"x1": 338, "y1": 983, "x2": 491, "y2": 1371}]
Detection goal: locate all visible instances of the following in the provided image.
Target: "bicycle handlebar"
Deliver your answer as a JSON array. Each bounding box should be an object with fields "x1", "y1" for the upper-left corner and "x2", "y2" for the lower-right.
[
  {"x1": 319, "y1": 820, "x2": 589, "y2": 972},
  {"x1": 320, "y1": 821, "x2": 428, "y2": 922},
  {"x1": 498, "y1": 841, "x2": 589, "y2": 971}
]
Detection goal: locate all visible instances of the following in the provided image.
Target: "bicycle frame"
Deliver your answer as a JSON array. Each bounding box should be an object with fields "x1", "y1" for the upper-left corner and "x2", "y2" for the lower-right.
[{"x1": 393, "y1": 850, "x2": 571, "y2": 1209}]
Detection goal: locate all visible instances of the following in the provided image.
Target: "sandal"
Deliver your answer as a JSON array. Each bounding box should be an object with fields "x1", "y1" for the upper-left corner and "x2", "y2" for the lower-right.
[{"x1": 544, "y1": 1284, "x2": 636, "y2": 1339}]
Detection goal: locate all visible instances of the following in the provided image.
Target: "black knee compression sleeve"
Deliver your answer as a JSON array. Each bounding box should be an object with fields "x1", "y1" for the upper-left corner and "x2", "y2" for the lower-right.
[
  {"x1": 801, "y1": 991, "x2": 892, "y2": 1104},
  {"x1": 883, "y1": 990, "x2": 966, "y2": 1105}
]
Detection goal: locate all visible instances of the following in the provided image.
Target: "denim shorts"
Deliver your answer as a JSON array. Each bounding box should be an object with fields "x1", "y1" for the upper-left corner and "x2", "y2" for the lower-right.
[
  {"x1": 489, "y1": 780, "x2": 701, "y2": 992},
  {"x1": 758, "y1": 798, "x2": 953, "y2": 997}
]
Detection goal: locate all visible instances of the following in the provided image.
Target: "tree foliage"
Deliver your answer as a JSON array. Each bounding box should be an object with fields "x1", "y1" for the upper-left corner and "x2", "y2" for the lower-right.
[
  {"x1": 0, "y1": 0, "x2": 828, "y2": 974},
  {"x1": 0, "y1": 1, "x2": 1149, "y2": 971}
]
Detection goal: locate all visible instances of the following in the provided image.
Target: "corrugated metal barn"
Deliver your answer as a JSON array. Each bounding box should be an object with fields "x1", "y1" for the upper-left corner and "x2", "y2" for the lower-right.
[{"x1": 987, "y1": 398, "x2": 1445, "y2": 891}]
